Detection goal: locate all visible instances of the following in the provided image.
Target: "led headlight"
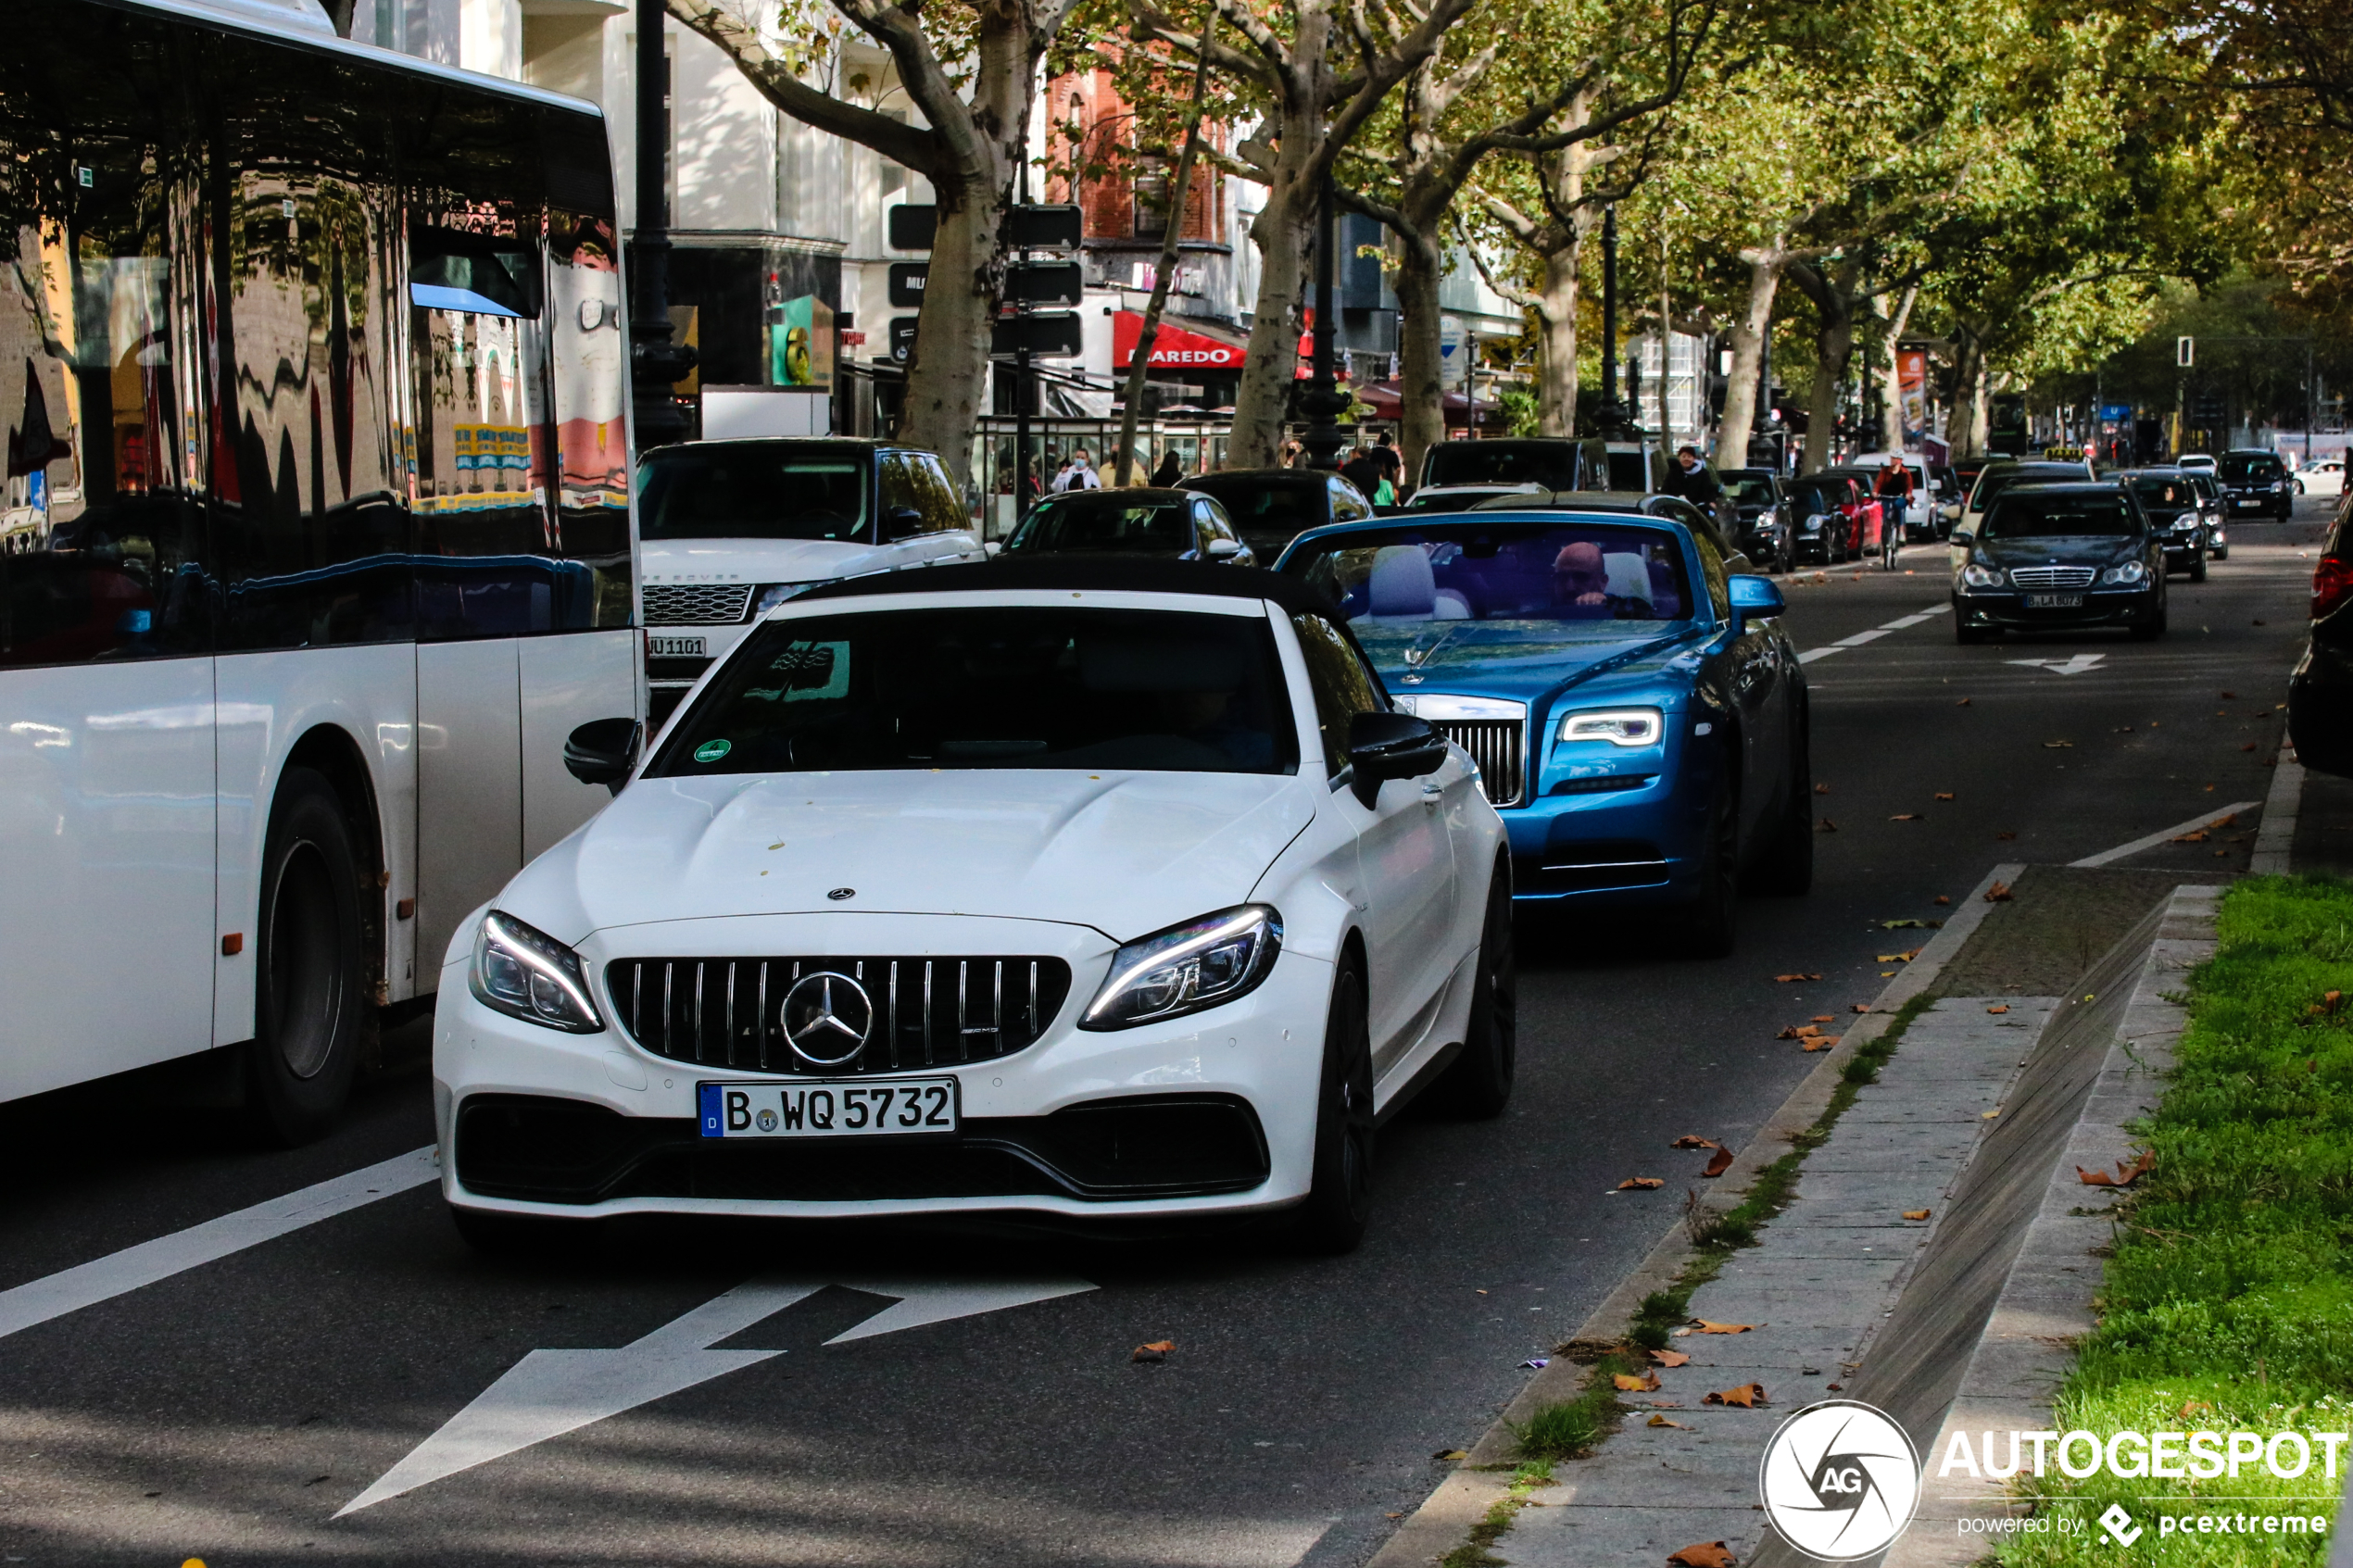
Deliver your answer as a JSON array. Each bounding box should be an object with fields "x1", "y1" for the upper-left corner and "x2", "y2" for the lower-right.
[
  {"x1": 1961, "y1": 564, "x2": 2005, "y2": 588},
  {"x1": 471, "y1": 910, "x2": 604, "y2": 1033},
  {"x1": 2101, "y1": 560, "x2": 2149, "y2": 584},
  {"x1": 1558, "y1": 708, "x2": 1664, "y2": 746},
  {"x1": 752, "y1": 583, "x2": 812, "y2": 616},
  {"x1": 1081, "y1": 905, "x2": 1283, "y2": 1030}
]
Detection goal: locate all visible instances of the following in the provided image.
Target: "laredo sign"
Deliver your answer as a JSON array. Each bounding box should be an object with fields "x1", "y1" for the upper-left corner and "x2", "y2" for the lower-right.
[{"x1": 1113, "y1": 309, "x2": 1248, "y2": 370}]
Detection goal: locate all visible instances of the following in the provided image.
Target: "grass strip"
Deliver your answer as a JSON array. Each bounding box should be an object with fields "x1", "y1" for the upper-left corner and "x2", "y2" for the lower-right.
[
  {"x1": 1999, "y1": 876, "x2": 2353, "y2": 1566},
  {"x1": 1437, "y1": 1461, "x2": 1555, "y2": 1568},
  {"x1": 1507, "y1": 993, "x2": 1936, "y2": 1458}
]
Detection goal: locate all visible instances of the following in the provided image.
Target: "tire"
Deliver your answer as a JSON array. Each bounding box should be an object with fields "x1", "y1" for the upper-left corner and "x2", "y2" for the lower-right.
[
  {"x1": 1431, "y1": 870, "x2": 1516, "y2": 1118},
  {"x1": 2190, "y1": 551, "x2": 2208, "y2": 583},
  {"x1": 1291, "y1": 953, "x2": 1376, "y2": 1254},
  {"x1": 2213, "y1": 546, "x2": 2229, "y2": 560},
  {"x1": 2129, "y1": 582, "x2": 2169, "y2": 641},
  {"x1": 1745, "y1": 724, "x2": 1814, "y2": 897},
  {"x1": 246, "y1": 767, "x2": 369, "y2": 1144},
  {"x1": 1681, "y1": 783, "x2": 1740, "y2": 959}
]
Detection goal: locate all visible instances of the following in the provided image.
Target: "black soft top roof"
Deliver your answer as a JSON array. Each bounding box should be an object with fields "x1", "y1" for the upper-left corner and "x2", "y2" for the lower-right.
[{"x1": 793, "y1": 557, "x2": 1340, "y2": 614}]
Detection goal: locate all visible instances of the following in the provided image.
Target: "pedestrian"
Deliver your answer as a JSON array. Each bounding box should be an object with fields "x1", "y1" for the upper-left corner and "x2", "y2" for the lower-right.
[
  {"x1": 1052, "y1": 449, "x2": 1102, "y2": 492},
  {"x1": 1670, "y1": 445, "x2": 1720, "y2": 508},
  {"x1": 1371, "y1": 431, "x2": 1403, "y2": 489},
  {"x1": 1151, "y1": 450, "x2": 1184, "y2": 487},
  {"x1": 1282, "y1": 440, "x2": 1303, "y2": 469},
  {"x1": 1340, "y1": 446, "x2": 1382, "y2": 498}
]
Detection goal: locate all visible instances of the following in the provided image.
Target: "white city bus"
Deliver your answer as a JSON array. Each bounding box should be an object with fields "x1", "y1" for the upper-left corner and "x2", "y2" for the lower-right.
[{"x1": 1, "y1": 0, "x2": 639, "y2": 1137}]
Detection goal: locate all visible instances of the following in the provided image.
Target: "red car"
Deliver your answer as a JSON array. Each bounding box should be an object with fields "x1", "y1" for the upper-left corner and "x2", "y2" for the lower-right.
[
  {"x1": 1782, "y1": 472, "x2": 1881, "y2": 566},
  {"x1": 1818, "y1": 467, "x2": 1894, "y2": 564}
]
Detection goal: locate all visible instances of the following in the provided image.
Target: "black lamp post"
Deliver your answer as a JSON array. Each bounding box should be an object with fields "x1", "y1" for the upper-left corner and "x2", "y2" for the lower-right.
[
  {"x1": 1591, "y1": 204, "x2": 1635, "y2": 440},
  {"x1": 630, "y1": 0, "x2": 696, "y2": 450},
  {"x1": 1298, "y1": 169, "x2": 1349, "y2": 471}
]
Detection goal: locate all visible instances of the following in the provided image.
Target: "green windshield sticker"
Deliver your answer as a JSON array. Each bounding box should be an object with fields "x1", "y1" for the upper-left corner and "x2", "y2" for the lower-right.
[{"x1": 693, "y1": 738, "x2": 732, "y2": 763}]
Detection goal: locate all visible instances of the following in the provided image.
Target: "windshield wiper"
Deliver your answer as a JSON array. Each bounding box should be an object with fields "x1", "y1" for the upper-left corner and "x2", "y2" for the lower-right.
[{"x1": 1403, "y1": 623, "x2": 1462, "y2": 671}]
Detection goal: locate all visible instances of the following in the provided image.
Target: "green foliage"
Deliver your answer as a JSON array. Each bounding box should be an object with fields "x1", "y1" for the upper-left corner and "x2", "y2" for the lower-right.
[{"x1": 1996, "y1": 877, "x2": 2353, "y2": 1567}]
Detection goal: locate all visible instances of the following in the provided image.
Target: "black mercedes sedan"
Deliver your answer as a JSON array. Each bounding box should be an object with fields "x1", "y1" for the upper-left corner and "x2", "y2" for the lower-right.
[{"x1": 1949, "y1": 482, "x2": 2167, "y2": 644}]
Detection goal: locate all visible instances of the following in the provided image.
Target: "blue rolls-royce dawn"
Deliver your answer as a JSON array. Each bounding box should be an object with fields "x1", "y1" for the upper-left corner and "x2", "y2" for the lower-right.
[{"x1": 1277, "y1": 509, "x2": 1812, "y2": 956}]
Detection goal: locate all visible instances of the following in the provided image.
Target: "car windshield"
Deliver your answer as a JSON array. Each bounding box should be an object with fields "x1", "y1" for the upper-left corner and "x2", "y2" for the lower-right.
[
  {"x1": 1404, "y1": 488, "x2": 1516, "y2": 513},
  {"x1": 639, "y1": 445, "x2": 870, "y2": 543},
  {"x1": 1723, "y1": 475, "x2": 1778, "y2": 506},
  {"x1": 1006, "y1": 495, "x2": 1189, "y2": 555},
  {"x1": 1982, "y1": 492, "x2": 2137, "y2": 538},
  {"x1": 2219, "y1": 453, "x2": 2284, "y2": 483},
  {"x1": 1285, "y1": 521, "x2": 1692, "y2": 629},
  {"x1": 1423, "y1": 442, "x2": 1583, "y2": 490},
  {"x1": 1785, "y1": 483, "x2": 1843, "y2": 515},
  {"x1": 1186, "y1": 479, "x2": 1320, "y2": 533},
  {"x1": 1970, "y1": 465, "x2": 2083, "y2": 514},
  {"x1": 649, "y1": 607, "x2": 1299, "y2": 777},
  {"x1": 2129, "y1": 475, "x2": 2196, "y2": 510}
]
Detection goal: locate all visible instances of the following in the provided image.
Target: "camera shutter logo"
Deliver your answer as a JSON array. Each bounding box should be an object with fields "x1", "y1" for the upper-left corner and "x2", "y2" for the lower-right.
[
  {"x1": 781, "y1": 972, "x2": 874, "y2": 1067},
  {"x1": 1757, "y1": 1399, "x2": 1921, "y2": 1560}
]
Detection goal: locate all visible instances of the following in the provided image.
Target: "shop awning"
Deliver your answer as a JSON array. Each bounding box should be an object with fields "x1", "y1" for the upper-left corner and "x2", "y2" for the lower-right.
[{"x1": 1114, "y1": 310, "x2": 1249, "y2": 372}]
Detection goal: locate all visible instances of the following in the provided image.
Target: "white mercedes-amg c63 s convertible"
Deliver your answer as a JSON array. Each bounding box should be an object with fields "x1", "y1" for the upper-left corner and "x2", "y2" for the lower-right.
[{"x1": 434, "y1": 559, "x2": 1512, "y2": 1252}]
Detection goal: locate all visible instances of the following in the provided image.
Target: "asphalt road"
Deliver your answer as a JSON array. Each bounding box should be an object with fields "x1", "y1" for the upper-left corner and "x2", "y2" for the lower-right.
[{"x1": 0, "y1": 501, "x2": 2331, "y2": 1568}]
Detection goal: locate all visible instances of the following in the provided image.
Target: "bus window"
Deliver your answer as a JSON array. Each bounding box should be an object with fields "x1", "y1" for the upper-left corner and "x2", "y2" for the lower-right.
[{"x1": 547, "y1": 207, "x2": 632, "y2": 627}]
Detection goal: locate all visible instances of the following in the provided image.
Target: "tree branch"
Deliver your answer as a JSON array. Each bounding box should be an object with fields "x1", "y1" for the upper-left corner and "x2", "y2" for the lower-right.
[{"x1": 665, "y1": 0, "x2": 943, "y2": 175}]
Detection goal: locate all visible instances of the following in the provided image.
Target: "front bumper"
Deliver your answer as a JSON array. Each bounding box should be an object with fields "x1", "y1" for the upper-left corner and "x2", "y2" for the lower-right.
[
  {"x1": 1953, "y1": 583, "x2": 2159, "y2": 629},
  {"x1": 1498, "y1": 748, "x2": 1713, "y2": 907},
  {"x1": 434, "y1": 911, "x2": 1330, "y2": 1222}
]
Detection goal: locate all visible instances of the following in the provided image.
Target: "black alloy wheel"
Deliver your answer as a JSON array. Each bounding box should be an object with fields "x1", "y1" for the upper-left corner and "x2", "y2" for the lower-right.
[
  {"x1": 1432, "y1": 869, "x2": 1517, "y2": 1118},
  {"x1": 2189, "y1": 547, "x2": 2208, "y2": 583},
  {"x1": 1682, "y1": 782, "x2": 1741, "y2": 958},
  {"x1": 1292, "y1": 953, "x2": 1376, "y2": 1254},
  {"x1": 248, "y1": 768, "x2": 369, "y2": 1144},
  {"x1": 2129, "y1": 577, "x2": 2169, "y2": 641}
]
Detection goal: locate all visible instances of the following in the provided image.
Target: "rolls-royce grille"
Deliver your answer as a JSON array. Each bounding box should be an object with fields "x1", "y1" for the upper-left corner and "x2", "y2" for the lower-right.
[
  {"x1": 643, "y1": 583, "x2": 754, "y2": 625},
  {"x1": 607, "y1": 957, "x2": 1073, "y2": 1073},
  {"x1": 1434, "y1": 719, "x2": 1526, "y2": 808},
  {"x1": 2007, "y1": 566, "x2": 2096, "y2": 590}
]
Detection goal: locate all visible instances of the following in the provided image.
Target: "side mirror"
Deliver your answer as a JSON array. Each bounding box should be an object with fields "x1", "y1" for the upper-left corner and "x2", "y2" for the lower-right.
[
  {"x1": 1205, "y1": 537, "x2": 1242, "y2": 559},
  {"x1": 1728, "y1": 572, "x2": 1784, "y2": 630},
  {"x1": 1950, "y1": 528, "x2": 1974, "y2": 546},
  {"x1": 882, "y1": 506, "x2": 926, "y2": 541},
  {"x1": 565, "y1": 717, "x2": 640, "y2": 796},
  {"x1": 1345, "y1": 710, "x2": 1449, "y2": 808},
  {"x1": 983, "y1": 539, "x2": 1004, "y2": 558}
]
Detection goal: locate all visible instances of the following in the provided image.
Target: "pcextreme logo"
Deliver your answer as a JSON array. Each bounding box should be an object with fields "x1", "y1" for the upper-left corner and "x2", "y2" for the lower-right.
[{"x1": 1758, "y1": 1400, "x2": 1923, "y2": 1561}]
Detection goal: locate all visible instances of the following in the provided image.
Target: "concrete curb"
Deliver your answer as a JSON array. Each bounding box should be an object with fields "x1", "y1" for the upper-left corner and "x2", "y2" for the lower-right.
[
  {"x1": 1364, "y1": 862, "x2": 2027, "y2": 1568},
  {"x1": 2252, "y1": 745, "x2": 2303, "y2": 875},
  {"x1": 1882, "y1": 883, "x2": 2218, "y2": 1566}
]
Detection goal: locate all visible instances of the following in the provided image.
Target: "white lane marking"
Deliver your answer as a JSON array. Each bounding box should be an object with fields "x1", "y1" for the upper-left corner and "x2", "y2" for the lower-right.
[
  {"x1": 1834, "y1": 628, "x2": 1891, "y2": 647},
  {"x1": 2070, "y1": 801, "x2": 2263, "y2": 868},
  {"x1": 1797, "y1": 646, "x2": 1843, "y2": 664},
  {"x1": 0, "y1": 1147, "x2": 437, "y2": 1343},
  {"x1": 1880, "y1": 612, "x2": 1937, "y2": 630},
  {"x1": 1797, "y1": 603, "x2": 1947, "y2": 664},
  {"x1": 2007, "y1": 652, "x2": 2107, "y2": 676},
  {"x1": 336, "y1": 1273, "x2": 1097, "y2": 1515}
]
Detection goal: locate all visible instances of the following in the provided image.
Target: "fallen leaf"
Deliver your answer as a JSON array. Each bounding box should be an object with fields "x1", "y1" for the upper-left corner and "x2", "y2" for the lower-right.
[
  {"x1": 1668, "y1": 1543, "x2": 1735, "y2": 1568},
  {"x1": 1649, "y1": 1414, "x2": 1691, "y2": 1428},
  {"x1": 1903, "y1": 1209, "x2": 1931, "y2": 1221},
  {"x1": 1132, "y1": 1340, "x2": 1175, "y2": 1362},
  {"x1": 1773, "y1": 972, "x2": 1823, "y2": 983},
  {"x1": 1933, "y1": 792, "x2": 1955, "y2": 801},
  {"x1": 1934, "y1": 896, "x2": 1951, "y2": 905},
  {"x1": 1616, "y1": 1371, "x2": 1664, "y2": 1392},
  {"x1": 2221, "y1": 691, "x2": 2237, "y2": 699},
  {"x1": 1987, "y1": 1005, "x2": 2009, "y2": 1014},
  {"x1": 1692, "y1": 1320, "x2": 1758, "y2": 1334},
  {"x1": 1816, "y1": 817, "x2": 1838, "y2": 833},
  {"x1": 1812, "y1": 1014, "x2": 1835, "y2": 1022},
  {"x1": 1434, "y1": 1449, "x2": 1468, "y2": 1461},
  {"x1": 1875, "y1": 953, "x2": 1910, "y2": 964},
  {"x1": 1995, "y1": 831, "x2": 2018, "y2": 841},
  {"x1": 2078, "y1": 1150, "x2": 2155, "y2": 1187},
  {"x1": 1827, "y1": 1382, "x2": 1843, "y2": 1391},
  {"x1": 1777, "y1": 1024, "x2": 1824, "y2": 1039},
  {"x1": 2178, "y1": 1399, "x2": 2213, "y2": 1421},
  {"x1": 2044, "y1": 739, "x2": 2074, "y2": 748},
  {"x1": 1852, "y1": 1004, "x2": 1869, "y2": 1014},
  {"x1": 1705, "y1": 1383, "x2": 1767, "y2": 1408},
  {"x1": 1670, "y1": 1135, "x2": 1720, "y2": 1149},
  {"x1": 1803, "y1": 1035, "x2": 1836, "y2": 1051},
  {"x1": 2242, "y1": 743, "x2": 2259, "y2": 752},
  {"x1": 1617, "y1": 1176, "x2": 1665, "y2": 1190},
  {"x1": 1650, "y1": 1348, "x2": 1692, "y2": 1367},
  {"x1": 1703, "y1": 1148, "x2": 1735, "y2": 1177},
  {"x1": 1882, "y1": 917, "x2": 1940, "y2": 928},
  {"x1": 1889, "y1": 812, "x2": 1923, "y2": 822},
  {"x1": 1814, "y1": 782, "x2": 1831, "y2": 796},
  {"x1": 1956, "y1": 697, "x2": 1972, "y2": 707},
  {"x1": 2172, "y1": 830, "x2": 2208, "y2": 844},
  {"x1": 2210, "y1": 814, "x2": 2239, "y2": 831},
  {"x1": 1985, "y1": 881, "x2": 2014, "y2": 901}
]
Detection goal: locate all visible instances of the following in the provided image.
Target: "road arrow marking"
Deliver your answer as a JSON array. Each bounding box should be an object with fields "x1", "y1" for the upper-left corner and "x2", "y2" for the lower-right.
[
  {"x1": 335, "y1": 1273, "x2": 1095, "y2": 1515},
  {"x1": 2005, "y1": 652, "x2": 2106, "y2": 676}
]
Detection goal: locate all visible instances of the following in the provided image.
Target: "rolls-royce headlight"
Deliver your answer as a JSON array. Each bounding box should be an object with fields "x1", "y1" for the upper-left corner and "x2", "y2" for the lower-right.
[
  {"x1": 1558, "y1": 708, "x2": 1664, "y2": 746},
  {"x1": 2101, "y1": 560, "x2": 2149, "y2": 585},
  {"x1": 471, "y1": 910, "x2": 604, "y2": 1033},
  {"x1": 1081, "y1": 905, "x2": 1283, "y2": 1030},
  {"x1": 1961, "y1": 564, "x2": 2006, "y2": 588}
]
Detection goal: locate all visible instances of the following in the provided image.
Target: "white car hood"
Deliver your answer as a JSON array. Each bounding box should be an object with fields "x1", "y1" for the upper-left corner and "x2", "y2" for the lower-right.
[
  {"x1": 640, "y1": 536, "x2": 887, "y2": 585},
  {"x1": 505, "y1": 769, "x2": 1319, "y2": 946}
]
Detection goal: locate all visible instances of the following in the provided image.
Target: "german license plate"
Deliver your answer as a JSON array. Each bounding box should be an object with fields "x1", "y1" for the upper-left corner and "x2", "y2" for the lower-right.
[
  {"x1": 698, "y1": 1078, "x2": 957, "y2": 1139},
  {"x1": 648, "y1": 634, "x2": 707, "y2": 658},
  {"x1": 2025, "y1": 594, "x2": 2083, "y2": 608}
]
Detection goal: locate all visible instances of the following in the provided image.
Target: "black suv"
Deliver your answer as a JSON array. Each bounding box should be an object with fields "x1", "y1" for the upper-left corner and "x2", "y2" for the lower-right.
[{"x1": 2218, "y1": 449, "x2": 2295, "y2": 521}]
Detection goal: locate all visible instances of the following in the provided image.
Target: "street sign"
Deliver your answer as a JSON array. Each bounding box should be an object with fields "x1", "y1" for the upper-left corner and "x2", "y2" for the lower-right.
[
  {"x1": 1006, "y1": 259, "x2": 1084, "y2": 307},
  {"x1": 887, "y1": 263, "x2": 927, "y2": 307},
  {"x1": 2099, "y1": 403, "x2": 2132, "y2": 421},
  {"x1": 2177, "y1": 335, "x2": 2195, "y2": 368},
  {"x1": 991, "y1": 311, "x2": 1082, "y2": 358},
  {"x1": 887, "y1": 204, "x2": 937, "y2": 251},
  {"x1": 890, "y1": 316, "x2": 919, "y2": 363},
  {"x1": 1005, "y1": 204, "x2": 1083, "y2": 250}
]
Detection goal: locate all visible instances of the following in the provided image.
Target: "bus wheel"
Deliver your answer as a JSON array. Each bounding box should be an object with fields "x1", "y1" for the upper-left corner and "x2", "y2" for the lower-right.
[{"x1": 248, "y1": 768, "x2": 369, "y2": 1144}]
